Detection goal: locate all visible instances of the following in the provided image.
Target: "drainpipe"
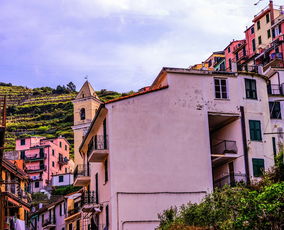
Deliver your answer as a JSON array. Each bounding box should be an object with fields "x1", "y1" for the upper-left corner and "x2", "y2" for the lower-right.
[{"x1": 240, "y1": 106, "x2": 250, "y2": 184}]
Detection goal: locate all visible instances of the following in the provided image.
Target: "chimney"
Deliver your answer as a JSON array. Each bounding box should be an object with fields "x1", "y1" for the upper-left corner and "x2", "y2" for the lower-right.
[{"x1": 269, "y1": 1, "x2": 275, "y2": 24}]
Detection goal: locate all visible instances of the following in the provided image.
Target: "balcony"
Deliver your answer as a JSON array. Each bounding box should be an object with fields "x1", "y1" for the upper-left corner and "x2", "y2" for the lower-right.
[
  {"x1": 24, "y1": 153, "x2": 47, "y2": 162},
  {"x1": 81, "y1": 191, "x2": 102, "y2": 213},
  {"x1": 43, "y1": 219, "x2": 56, "y2": 229},
  {"x1": 87, "y1": 135, "x2": 109, "y2": 162},
  {"x1": 267, "y1": 84, "x2": 283, "y2": 95},
  {"x1": 211, "y1": 140, "x2": 238, "y2": 167},
  {"x1": 26, "y1": 165, "x2": 46, "y2": 173},
  {"x1": 58, "y1": 155, "x2": 69, "y2": 166},
  {"x1": 73, "y1": 164, "x2": 90, "y2": 186},
  {"x1": 213, "y1": 173, "x2": 247, "y2": 188},
  {"x1": 67, "y1": 206, "x2": 81, "y2": 217}
]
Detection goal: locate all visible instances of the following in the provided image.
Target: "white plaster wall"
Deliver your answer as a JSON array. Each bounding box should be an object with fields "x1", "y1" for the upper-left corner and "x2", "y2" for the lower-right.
[{"x1": 88, "y1": 71, "x2": 274, "y2": 230}]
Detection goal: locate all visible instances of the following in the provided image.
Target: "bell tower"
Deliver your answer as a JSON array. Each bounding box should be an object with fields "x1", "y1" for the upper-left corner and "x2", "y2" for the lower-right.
[{"x1": 72, "y1": 81, "x2": 102, "y2": 164}]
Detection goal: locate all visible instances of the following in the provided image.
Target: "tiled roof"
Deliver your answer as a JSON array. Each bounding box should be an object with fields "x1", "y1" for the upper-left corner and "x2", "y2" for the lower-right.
[
  {"x1": 105, "y1": 85, "x2": 169, "y2": 104},
  {"x1": 2, "y1": 159, "x2": 29, "y2": 179}
]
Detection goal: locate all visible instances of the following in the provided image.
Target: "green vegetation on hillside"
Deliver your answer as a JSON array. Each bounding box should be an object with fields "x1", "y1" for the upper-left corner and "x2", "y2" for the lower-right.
[
  {"x1": 1, "y1": 82, "x2": 134, "y2": 158},
  {"x1": 158, "y1": 152, "x2": 284, "y2": 230}
]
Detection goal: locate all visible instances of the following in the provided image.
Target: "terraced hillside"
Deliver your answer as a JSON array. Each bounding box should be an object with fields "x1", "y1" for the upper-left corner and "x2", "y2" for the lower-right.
[{"x1": 0, "y1": 83, "x2": 133, "y2": 158}]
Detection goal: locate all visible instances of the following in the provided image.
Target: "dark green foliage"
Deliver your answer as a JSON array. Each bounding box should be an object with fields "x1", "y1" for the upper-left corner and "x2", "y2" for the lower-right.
[
  {"x1": 51, "y1": 185, "x2": 82, "y2": 195},
  {"x1": 158, "y1": 159, "x2": 284, "y2": 230},
  {"x1": 31, "y1": 192, "x2": 49, "y2": 205},
  {"x1": 0, "y1": 82, "x2": 12, "y2": 86},
  {"x1": 67, "y1": 82, "x2": 76, "y2": 92}
]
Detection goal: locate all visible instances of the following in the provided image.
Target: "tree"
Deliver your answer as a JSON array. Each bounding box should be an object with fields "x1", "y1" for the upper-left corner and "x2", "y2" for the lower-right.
[{"x1": 67, "y1": 82, "x2": 76, "y2": 92}]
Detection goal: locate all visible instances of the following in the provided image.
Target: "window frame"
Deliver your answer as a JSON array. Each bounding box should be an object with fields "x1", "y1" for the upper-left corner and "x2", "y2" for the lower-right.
[
  {"x1": 257, "y1": 20, "x2": 261, "y2": 30},
  {"x1": 258, "y1": 36, "x2": 262, "y2": 45},
  {"x1": 249, "y1": 120, "x2": 262, "y2": 141},
  {"x1": 245, "y1": 79, "x2": 257, "y2": 100},
  {"x1": 269, "y1": 101, "x2": 282, "y2": 119},
  {"x1": 252, "y1": 158, "x2": 265, "y2": 177},
  {"x1": 59, "y1": 175, "x2": 64, "y2": 183},
  {"x1": 266, "y1": 13, "x2": 270, "y2": 23},
  {"x1": 214, "y1": 78, "x2": 228, "y2": 99},
  {"x1": 20, "y1": 139, "x2": 25, "y2": 146},
  {"x1": 267, "y1": 29, "x2": 271, "y2": 38}
]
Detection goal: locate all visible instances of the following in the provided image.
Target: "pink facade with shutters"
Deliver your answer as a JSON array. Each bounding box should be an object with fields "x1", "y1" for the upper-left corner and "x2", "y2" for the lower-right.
[{"x1": 16, "y1": 136, "x2": 71, "y2": 192}]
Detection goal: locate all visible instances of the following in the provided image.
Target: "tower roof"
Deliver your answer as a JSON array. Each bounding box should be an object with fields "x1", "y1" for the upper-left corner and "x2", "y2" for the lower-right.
[{"x1": 75, "y1": 81, "x2": 98, "y2": 99}]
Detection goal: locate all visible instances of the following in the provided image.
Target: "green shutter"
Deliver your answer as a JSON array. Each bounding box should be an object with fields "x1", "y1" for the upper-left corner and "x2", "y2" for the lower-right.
[
  {"x1": 252, "y1": 158, "x2": 264, "y2": 177},
  {"x1": 249, "y1": 120, "x2": 262, "y2": 141}
]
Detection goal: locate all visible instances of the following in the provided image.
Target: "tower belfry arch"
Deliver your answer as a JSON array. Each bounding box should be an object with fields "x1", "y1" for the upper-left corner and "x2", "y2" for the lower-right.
[{"x1": 72, "y1": 81, "x2": 102, "y2": 164}]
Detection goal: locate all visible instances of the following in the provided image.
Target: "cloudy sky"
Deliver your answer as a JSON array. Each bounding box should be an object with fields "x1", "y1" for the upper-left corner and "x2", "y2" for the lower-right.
[{"x1": 0, "y1": 0, "x2": 283, "y2": 92}]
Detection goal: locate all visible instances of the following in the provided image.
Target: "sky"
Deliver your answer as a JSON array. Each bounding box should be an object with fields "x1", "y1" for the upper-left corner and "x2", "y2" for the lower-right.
[{"x1": 0, "y1": 0, "x2": 283, "y2": 92}]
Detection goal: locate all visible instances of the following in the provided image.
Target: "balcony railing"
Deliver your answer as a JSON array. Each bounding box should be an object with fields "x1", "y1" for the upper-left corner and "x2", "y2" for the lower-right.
[
  {"x1": 43, "y1": 219, "x2": 56, "y2": 227},
  {"x1": 214, "y1": 173, "x2": 247, "y2": 188},
  {"x1": 212, "y1": 140, "x2": 237, "y2": 155},
  {"x1": 74, "y1": 164, "x2": 89, "y2": 181},
  {"x1": 87, "y1": 135, "x2": 108, "y2": 158},
  {"x1": 26, "y1": 165, "x2": 46, "y2": 173},
  {"x1": 267, "y1": 84, "x2": 282, "y2": 95},
  {"x1": 68, "y1": 206, "x2": 81, "y2": 217},
  {"x1": 58, "y1": 155, "x2": 68, "y2": 165},
  {"x1": 82, "y1": 191, "x2": 97, "y2": 205},
  {"x1": 24, "y1": 153, "x2": 47, "y2": 161}
]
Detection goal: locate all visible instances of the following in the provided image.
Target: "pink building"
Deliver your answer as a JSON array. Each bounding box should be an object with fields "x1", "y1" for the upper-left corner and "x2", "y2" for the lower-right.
[
  {"x1": 245, "y1": 25, "x2": 256, "y2": 58},
  {"x1": 224, "y1": 40, "x2": 246, "y2": 71},
  {"x1": 16, "y1": 136, "x2": 71, "y2": 193}
]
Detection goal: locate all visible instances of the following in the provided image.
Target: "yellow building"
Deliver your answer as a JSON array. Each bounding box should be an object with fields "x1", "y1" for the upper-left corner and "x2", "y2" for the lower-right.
[
  {"x1": 72, "y1": 81, "x2": 102, "y2": 164},
  {"x1": 253, "y1": 1, "x2": 281, "y2": 51},
  {"x1": 0, "y1": 159, "x2": 30, "y2": 229}
]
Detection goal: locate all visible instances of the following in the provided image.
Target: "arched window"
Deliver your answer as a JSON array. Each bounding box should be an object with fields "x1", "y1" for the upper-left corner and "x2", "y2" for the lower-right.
[{"x1": 80, "y1": 108, "x2": 86, "y2": 120}]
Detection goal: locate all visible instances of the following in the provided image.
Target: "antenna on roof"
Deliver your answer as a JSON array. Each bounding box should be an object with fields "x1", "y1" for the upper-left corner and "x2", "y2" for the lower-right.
[{"x1": 254, "y1": 0, "x2": 263, "y2": 5}]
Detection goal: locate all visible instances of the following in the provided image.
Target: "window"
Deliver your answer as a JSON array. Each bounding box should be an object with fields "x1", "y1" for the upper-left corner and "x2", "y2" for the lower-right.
[
  {"x1": 252, "y1": 39, "x2": 256, "y2": 52},
  {"x1": 251, "y1": 26, "x2": 254, "y2": 34},
  {"x1": 245, "y1": 79, "x2": 257, "y2": 99},
  {"x1": 60, "y1": 203, "x2": 62, "y2": 216},
  {"x1": 65, "y1": 145, "x2": 67, "y2": 151},
  {"x1": 20, "y1": 151, "x2": 25, "y2": 160},
  {"x1": 52, "y1": 149, "x2": 55, "y2": 156},
  {"x1": 266, "y1": 13, "x2": 270, "y2": 23},
  {"x1": 65, "y1": 168, "x2": 67, "y2": 173},
  {"x1": 59, "y1": 175, "x2": 64, "y2": 183},
  {"x1": 272, "y1": 137, "x2": 277, "y2": 159},
  {"x1": 68, "y1": 223, "x2": 72, "y2": 230},
  {"x1": 269, "y1": 101, "x2": 281, "y2": 119},
  {"x1": 76, "y1": 220, "x2": 80, "y2": 230},
  {"x1": 52, "y1": 161, "x2": 55, "y2": 167},
  {"x1": 252, "y1": 158, "x2": 264, "y2": 177},
  {"x1": 80, "y1": 108, "x2": 86, "y2": 120},
  {"x1": 229, "y1": 58, "x2": 232, "y2": 70},
  {"x1": 59, "y1": 142, "x2": 62, "y2": 148},
  {"x1": 257, "y1": 20, "x2": 260, "y2": 30},
  {"x1": 105, "y1": 159, "x2": 108, "y2": 183},
  {"x1": 208, "y1": 59, "x2": 212, "y2": 67},
  {"x1": 249, "y1": 120, "x2": 262, "y2": 141},
  {"x1": 106, "y1": 205, "x2": 109, "y2": 227},
  {"x1": 214, "y1": 78, "x2": 228, "y2": 99},
  {"x1": 267, "y1": 29, "x2": 271, "y2": 38},
  {"x1": 42, "y1": 215, "x2": 44, "y2": 227},
  {"x1": 20, "y1": 139, "x2": 25, "y2": 146},
  {"x1": 35, "y1": 181, "x2": 39, "y2": 188},
  {"x1": 228, "y1": 47, "x2": 231, "y2": 53},
  {"x1": 258, "y1": 36, "x2": 262, "y2": 45}
]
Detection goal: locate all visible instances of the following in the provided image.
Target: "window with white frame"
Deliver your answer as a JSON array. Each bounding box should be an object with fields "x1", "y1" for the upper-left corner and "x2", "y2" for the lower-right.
[{"x1": 214, "y1": 78, "x2": 228, "y2": 99}]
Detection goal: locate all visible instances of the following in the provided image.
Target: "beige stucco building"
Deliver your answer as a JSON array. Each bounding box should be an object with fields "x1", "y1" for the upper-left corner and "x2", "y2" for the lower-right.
[
  {"x1": 72, "y1": 81, "x2": 102, "y2": 165},
  {"x1": 73, "y1": 68, "x2": 275, "y2": 230}
]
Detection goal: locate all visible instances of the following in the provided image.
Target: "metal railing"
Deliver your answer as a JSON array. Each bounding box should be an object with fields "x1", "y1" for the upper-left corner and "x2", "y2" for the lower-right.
[
  {"x1": 74, "y1": 164, "x2": 89, "y2": 181},
  {"x1": 26, "y1": 165, "x2": 46, "y2": 172},
  {"x1": 212, "y1": 140, "x2": 237, "y2": 155},
  {"x1": 24, "y1": 153, "x2": 47, "y2": 161},
  {"x1": 82, "y1": 191, "x2": 97, "y2": 205},
  {"x1": 214, "y1": 173, "x2": 247, "y2": 188},
  {"x1": 68, "y1": 206, "x2": 81, "y2": 217},
  {"x1": 267, "y1": 84, "x2": 282, "y2": 95},
  {"x1": 87, "y1": 135, "x2": 108, "y2": 158},
  {"x1": 58, "y1": 155, "x2": 68, "y2": 165}
]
